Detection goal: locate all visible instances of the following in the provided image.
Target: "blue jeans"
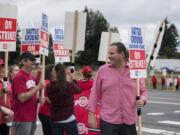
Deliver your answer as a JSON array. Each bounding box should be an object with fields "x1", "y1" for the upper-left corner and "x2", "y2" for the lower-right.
[{"x1": 52, "y1": 120, "x2": 78, "y2": 135}]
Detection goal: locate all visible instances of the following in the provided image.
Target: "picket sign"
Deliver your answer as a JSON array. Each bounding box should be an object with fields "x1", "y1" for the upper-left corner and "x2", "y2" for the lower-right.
[
  {"x1": 0, "y1": 4, "x2": 17, "y2": 107},
  {"x1": 98, "y1": 32, "x2": 120, "y2": 62},
  {"x1": 20, "y1": 28, "x2": 40, "y2": 55},
  {"x1": 128, "y1": 27, "x2": 147, "y2": 135},
  {"x1": 0, "y1": 4, "x2": 17, "y2": 134},
  {"x1": 39, "y1": 13, "x2": 49, "y2": 98},
  {"x1": 64, "y1": 11, "x2": 87, "y2": 64},
  {"x1": 52, "y1": 27, "x2": 70, "y2": 63}
]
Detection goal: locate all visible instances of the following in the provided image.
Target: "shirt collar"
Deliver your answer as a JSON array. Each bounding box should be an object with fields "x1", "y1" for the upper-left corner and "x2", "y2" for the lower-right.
[
  {"x1": 108, "y1": 63, "x2": 129, "y2": 69},
  {"x1": 20, "y1": 69, "x2": 31, "y2": 76}
]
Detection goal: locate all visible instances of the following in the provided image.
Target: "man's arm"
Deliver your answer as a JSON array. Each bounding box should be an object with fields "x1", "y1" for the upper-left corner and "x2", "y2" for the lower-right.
[
  {"x1": 88, "y1": 69, "x2": 102, "y2": 128},
  {"x1": 18, "y1": 82, "x2": 44, "y2": 103},
  {"x1": 0, "y1": 106, "x2": 14, "y2": 117}
]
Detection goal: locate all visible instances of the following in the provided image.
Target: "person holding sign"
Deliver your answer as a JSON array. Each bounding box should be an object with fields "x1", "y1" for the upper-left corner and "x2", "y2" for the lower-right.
[
  {"x1": 12, "y1": 52, "x2": 45, "y2": 135},
  {"x1": 0, "y1": 60, "x2": 13, "y2": 135},
  {"x1": 39, "y1": 64, "x2": 56, "y2": 135},
  {"x1": 88, "y1": 42, "x2": 147, "y2": 135}
]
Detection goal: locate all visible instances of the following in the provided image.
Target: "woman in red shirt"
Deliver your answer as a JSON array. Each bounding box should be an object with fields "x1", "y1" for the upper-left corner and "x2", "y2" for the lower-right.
[{"x1": 38, "y1": 64, "x2": 56, "y2": 135}]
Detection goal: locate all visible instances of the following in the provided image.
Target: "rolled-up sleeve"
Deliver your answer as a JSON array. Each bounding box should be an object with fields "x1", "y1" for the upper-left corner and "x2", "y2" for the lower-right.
[
  {"x1": 87, "y1": 69, "x2": 102, "y2": 113},
  {"x1": 140, "y1": 78, "x2": 148, "y2": 104}
]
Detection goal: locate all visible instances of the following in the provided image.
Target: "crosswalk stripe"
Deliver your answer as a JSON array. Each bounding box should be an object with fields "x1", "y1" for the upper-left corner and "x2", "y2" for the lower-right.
[
  {"x1": 148, "y1": 101, "x2": 180, "y2": 106},
  {"x1": 142, "y1": 127, "x2": 180, "y2": 134},
  {"x1": 147, "y1": 112, "x2": 165, "y2": 116},
  {"x1": 158, "y1": 120, "x2": 180, "y2": 126},
  {"x1": 174, "y1": 110, "x2": 180, "y2": 113}
]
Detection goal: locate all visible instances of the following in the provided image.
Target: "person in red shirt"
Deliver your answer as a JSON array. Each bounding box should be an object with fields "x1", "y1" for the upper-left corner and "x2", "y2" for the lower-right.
[
  {"x1": 151, "y1": 75, "x2": 157, "y2": 89},
  {"x1": 12, "y1": 52, "x2": 44, "y2": 135},
  {"x1": 161, "y1": 76, "x2": 166, "y2": 90},
  {"x1": 74, "y1": 66, "x2": 100, "y2": 135},
  {"x1": 0, "y1": 59, "x2": 13, "y2": 135},
  {"x1": 38, "y1": 64, "x2": 56, "y2": 135},
  {"x1": 46, "y1": 63, "x2": 82, "y2": 135}
]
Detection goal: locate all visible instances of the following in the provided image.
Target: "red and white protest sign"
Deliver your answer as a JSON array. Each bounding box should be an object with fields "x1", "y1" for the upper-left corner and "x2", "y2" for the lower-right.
[
  {"x1": 0, "y1": 4, "x2": 17, "y2": 51},
  {"x1": 21, "y1": 28, "x2": 40, "y2": 55},
  {"x1": 54, "y1": 47, "x2": 69, "y2": 57},
  {"x1": 39, "y1": 13, "x2": 49, "y2": 56},
  {"x1": 129, "y1": 27, "x2": 147, "y2": 78},
  {"x1": 129, "y1": 50, "x2": 146, "y2": 70},
  {"x1": 53, "y1": 28, "x2": 70, "y2": 63}
]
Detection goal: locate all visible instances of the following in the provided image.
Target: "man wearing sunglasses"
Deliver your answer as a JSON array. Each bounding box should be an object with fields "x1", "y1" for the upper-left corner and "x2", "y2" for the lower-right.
[{"x1": 12, "y1": 52, "x2": 44, "y2": 135}]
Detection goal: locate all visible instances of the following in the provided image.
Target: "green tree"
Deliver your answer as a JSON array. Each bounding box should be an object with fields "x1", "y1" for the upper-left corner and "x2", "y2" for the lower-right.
[
  {"x1": 9, "y1": 28, "x2": 21, "y2": 64},
  {"x1": 76, "y1": 7, "x2": 119, "y2": 65},
  {"x1": 45, "y1": 33, "x2": 54, "y2": 64},
  {"x1": 159, "y1": 18, "x2": 180, "y2": 58}
]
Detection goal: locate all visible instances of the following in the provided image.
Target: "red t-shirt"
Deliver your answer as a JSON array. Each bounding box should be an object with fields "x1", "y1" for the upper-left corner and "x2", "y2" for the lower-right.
[
  {"x1": 12, "y1": 69, "x2": 38, "y2": 122},
  {"x1": 74, "y1": 79, "x2": 100, "y2": 135},
  {"x1": 39, "y1": 80, "x2": 51, "y2": 117},
  {"x1": 0, "y1": 80, "x2": 12, "y2": 124}
]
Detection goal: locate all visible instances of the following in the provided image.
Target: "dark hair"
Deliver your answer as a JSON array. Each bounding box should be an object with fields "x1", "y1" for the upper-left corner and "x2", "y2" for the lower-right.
[
  {"x1": 110, "y1": 42, "x2": 129, "y2": 62},
  {"x1": 45, "y1": 64, "x2": 54, "y2": 80},
  {"x1": 54, "y1": 63, "x2": 67, "y2": 91},
  {"x1": 20, "y1": 52, "x2": 36, "y2": 61}
]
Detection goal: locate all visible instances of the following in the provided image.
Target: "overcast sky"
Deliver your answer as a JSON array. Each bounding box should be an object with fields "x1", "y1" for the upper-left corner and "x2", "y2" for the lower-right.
[{"x1": 0, "y1": 0, "x2": 180, "y2": 52}]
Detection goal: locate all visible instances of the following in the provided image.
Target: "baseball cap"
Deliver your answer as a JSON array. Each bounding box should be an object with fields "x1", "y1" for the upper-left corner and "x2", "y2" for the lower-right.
[
  {"x1": 0, "y1": 59, "x2": 4, "y2": 65},
  {"x1": 82, "y1": 66, "x2": 92, "y2": 74},
  {"x1": 20, "y1": 52, "x2": 36, "y2": 61}
]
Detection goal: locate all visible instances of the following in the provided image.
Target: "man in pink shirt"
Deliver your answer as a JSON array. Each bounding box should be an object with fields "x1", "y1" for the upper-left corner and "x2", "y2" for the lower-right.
[
  {"x1": 88, "y1": 42, "x2": 148, "y2": 135},
  {"x1": 12, "y1": 52, "x2": 44, "y2": 135}
]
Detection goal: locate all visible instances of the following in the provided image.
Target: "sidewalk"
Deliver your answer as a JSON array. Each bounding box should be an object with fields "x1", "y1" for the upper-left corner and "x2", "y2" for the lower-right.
[{"x1": 35, "y1": 126, "x2": 43, "y2": 135}]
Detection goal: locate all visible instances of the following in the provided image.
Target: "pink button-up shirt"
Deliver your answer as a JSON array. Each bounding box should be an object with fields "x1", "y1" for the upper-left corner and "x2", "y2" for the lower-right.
[{"x1": 88, "y1": 64, "x2": 148, "y2": 125}]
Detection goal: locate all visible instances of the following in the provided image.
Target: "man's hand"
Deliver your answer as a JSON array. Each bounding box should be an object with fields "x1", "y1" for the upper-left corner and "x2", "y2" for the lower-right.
[
  {"x1": 37, "y1": 81, "x2": 45, "y2": 90},
  {"x1": 1, "y1": 106, "x2": 14, "y2": 117},
  {"x1": 38, "y1": 97, "x2": 46, "y2": 104},
  {"x1": 88, "y1": 112, "x2": 97, "y2": 128},
  {"x1": 136, "y1": 100, "x2": 144, "y2": 108}
]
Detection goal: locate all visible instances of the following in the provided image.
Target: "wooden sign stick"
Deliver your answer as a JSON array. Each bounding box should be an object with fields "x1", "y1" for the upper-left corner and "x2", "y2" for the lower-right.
[
  {"x1": 136, "y1": 78, "x2": 142, "y2": 135},
  {"x1": 72, "y1": 11, "x2": 78, "y2": 64},
  {"x1": 3, "y1": 51, "x2": 8, "y2": 104},
  {"x1": 105, "y1": 32, "x2": 112, "y2": 64},
  {"x1": 40, "y1": 55, "x2": 45, "y2": 98}
]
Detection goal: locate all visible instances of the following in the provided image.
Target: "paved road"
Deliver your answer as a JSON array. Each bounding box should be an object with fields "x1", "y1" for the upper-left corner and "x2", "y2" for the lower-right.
[
  {"x1": 142, "y1": 90, "x2": 180, "y2": 135},
  {"x1": 35, "y1": 90, "x2": 180, "y2": 135}
]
